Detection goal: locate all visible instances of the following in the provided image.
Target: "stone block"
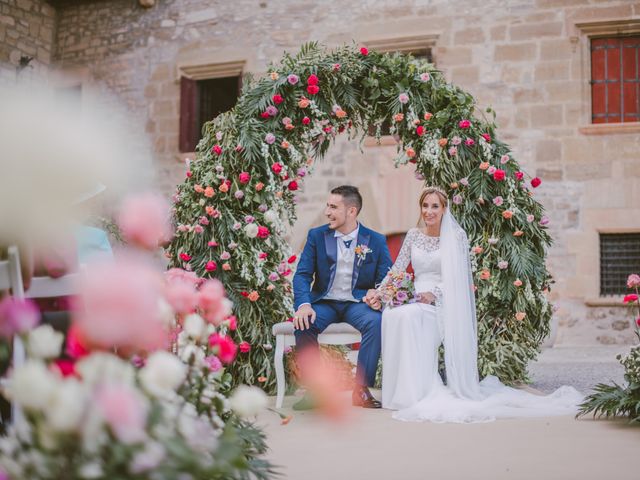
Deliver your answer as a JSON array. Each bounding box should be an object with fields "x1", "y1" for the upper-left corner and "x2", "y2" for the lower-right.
[
  {"x1": 435, "y1": 46, "x2": 472, "y2": 66},
  {"x1": 536, "y1": 168, "x2": 563, "y2": 181},
  {"x1": 450, "y1": 65, "x2": 479, "y2": 85},
  {"x1": 494, "y1": 43, "x2": 537, "y2": 62},
  {"x1": 509, "y1": 22, "x2": 563, "y2": 41},
  {"x1": 490, "y1": 25, "x2": 506, "y2": 41},
  {"x1": 565, "y1": 162, "x2": 611, "y2": 181},
  {"x1": 535, "y1": 138, "x2": 561, "y2": 164},
  {"x1": 454, "y1": 27, "x2": 485, "y2": 45},
  {"x1": 539, "y1": 39, "x2": 573, "y2": 61},
  {"x1": 534, "y1": 61, "x2": 569, "y2": 82},
  {"x1": 530, "y1": 104, "x2": 563, "y2": 127}
]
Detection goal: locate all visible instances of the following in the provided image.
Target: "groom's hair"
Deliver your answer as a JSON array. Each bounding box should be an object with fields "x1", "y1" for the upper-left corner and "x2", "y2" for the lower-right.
[{"x1": 331, "y1": 185, "x2": 362, "y2": 213}]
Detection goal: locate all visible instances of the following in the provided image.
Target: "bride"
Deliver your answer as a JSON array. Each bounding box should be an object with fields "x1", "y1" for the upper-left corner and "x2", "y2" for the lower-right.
[{"x1": 368, "y1": 186, "x2": 583, "y2": 423}]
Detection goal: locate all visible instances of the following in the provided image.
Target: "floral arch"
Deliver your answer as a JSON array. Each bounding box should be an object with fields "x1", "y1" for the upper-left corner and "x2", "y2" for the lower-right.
[{"x1": 168, "y1": 43, "x2": 552, "y2": 392}]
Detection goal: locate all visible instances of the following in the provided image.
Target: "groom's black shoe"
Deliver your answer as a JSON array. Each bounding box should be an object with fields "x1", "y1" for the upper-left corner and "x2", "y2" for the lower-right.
[{"x1": 352, "y1": 386, "x2": 382, "y2": 409}]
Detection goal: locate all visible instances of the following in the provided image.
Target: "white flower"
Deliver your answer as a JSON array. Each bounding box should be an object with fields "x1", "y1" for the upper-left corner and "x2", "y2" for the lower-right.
[
  {"x1": 264, "y1": 210, "x2": 278, "y2": 225},
  {"x1": 78, "y1": 462, "x2": 104, "y2": 479},
  {"x1": 27, "y1": 324, "x2": 64, "y2": 359},
  {"x1": 76, "y1": 353, "x2": 136, "y2": 387},
  {"x1": 183, "y1": 313, "x2": 206, "y2": 341},
  {"x1": 497, "y1": 260, "x2": 509, "y2": 270},
  {"x1": 46, "y1": 378, "x2": 87, "y2": 432},
  {"x1": 488, "y1": 237, "x2": 499, "y2": 245},
  {"x1": 130, "y1": 441, "x2": 165, "y2": 474},
  {"x1": 157, "y1": 298, "x2": 176, "y2": 326},
  {"x1": 244, "y1": 223, "x2": 259, "y2": 238},
  {"x1": 229, "y1": 385, "x2": 268, "y2": 417},
  {"x1": 6, "y1": 360, "x2": 57, "y2": 411},
  {"x1": 140, "y1": 351, "x2": 187, "y2": 397},
  {"x1": 179, "y1": 344, "x2": 205, "y2": 366}
]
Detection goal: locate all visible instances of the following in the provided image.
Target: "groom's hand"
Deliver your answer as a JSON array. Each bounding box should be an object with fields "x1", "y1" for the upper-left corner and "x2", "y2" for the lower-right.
[
  {"x1": 294, "y1": 304, "x2": 316, "y2": 330},
  {"x1": 364, "y1": 289, "x2": 382, "y2": 311}
]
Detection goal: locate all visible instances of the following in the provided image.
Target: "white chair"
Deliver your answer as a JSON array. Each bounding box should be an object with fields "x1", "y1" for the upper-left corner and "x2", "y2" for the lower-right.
[
  {"x1": 272, "y1": 321, "x2": 361, "y2": 408},
  {"x1": 0, "y1": 246, "x2": 27, "y2": 425},
  {"x1": 24, "y1": 271, "x2": 83, "y2": 300}
]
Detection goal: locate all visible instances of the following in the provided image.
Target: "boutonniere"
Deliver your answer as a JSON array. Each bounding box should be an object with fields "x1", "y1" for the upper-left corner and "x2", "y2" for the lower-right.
[{"x1": 354, "y1": 244, "x2": 372, "y2": 265}]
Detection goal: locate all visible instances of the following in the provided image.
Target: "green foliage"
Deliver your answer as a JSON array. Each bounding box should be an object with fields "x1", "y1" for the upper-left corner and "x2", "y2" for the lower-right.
[{"x1": 168, "y1": 43, "x2": 555, "y2": 391}]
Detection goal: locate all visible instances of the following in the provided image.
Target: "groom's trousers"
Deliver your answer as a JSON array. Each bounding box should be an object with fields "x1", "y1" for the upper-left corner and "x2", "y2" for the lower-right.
[{"x1": 294, "y1": 299, "x2": 382, "y2": 387}]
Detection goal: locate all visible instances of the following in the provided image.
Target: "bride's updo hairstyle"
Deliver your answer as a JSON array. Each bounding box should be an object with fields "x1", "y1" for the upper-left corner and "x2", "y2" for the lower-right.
[{"x1": 417, "y1": 186, "x2": 448, "y2": 226}]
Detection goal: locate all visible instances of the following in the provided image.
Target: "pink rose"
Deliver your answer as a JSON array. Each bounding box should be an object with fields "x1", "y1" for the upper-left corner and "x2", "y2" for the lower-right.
[
  {"x1": 239, "y1": 172, "x2": 251, "y2": 184},
  {"x1": 0, "y1": 297, "x2": 39, "y2": 338},
  {"x1": 515, "y1": 171, "x2": 524, "y2": 181},
  {"x1": 271, "y1": 162, "x2": 283, "y2": 174},
  {"x1": 451, "y1": 136, "x2": 462, "y2": 146},
  {"x1": 265, "y1": 105, "x2": 278, "y2": 117},
  {"x1": 268, "y1": 272, "x2": 279, "y2": 282},
  {"x1": 531, "y1": 177, "x2": 542, "y2": 188},
  {"x1": 623, "y1": 294, "x2": 638, "y2": 304},
  {"x1": 398, "y1": 93, "x2": 409, "y2": 104},
  {"x1": 481, "y1": 133, "x2": 491, "y2": 142},
  {"x1": 265, "y1": 133, "x2": 276, "y2": 144},
  {"x1": 199, "y1": 279, "x2": 231, "y2": 325},
  {"x1": 465, "y1": 138, "x2": 475, "y2": 146},
  {"x1": 448, "y1": 146, "x2": 458, "y2": 156},
  {"x1": 416, "y1": 125, "x2": 425, "y2": 136},
  {"x1": 487, "y1": 165, "x2": 497, "y2": 175},
  {"x1": 627, "y1": 274, "x2": 640, "y2": 288},
  {"x1": 492, "y1": 196, "x2": 504, "y2": 206},
  {"x1": 199, "y1": 216, "x2": 210, "y2": 226},
  {"x1": 118, "y1": 193, "x2": 173, "y2": 250},
  {"x1": 257, "y1": 226, "x2": 270, "y2": 239},
  {"x1": 95, "y1": 383, "x2": 148, "y2": 444},
  {"x1": 205, "y1": 261, "x2": 217, "y2": 272},
  {"x1": 193, "y1": 225, "x2": 204, "y2": 234},
  {"x1": 539, "y1": 216, "x2": 550, "y2": 226},
  {"x1": 239, "y1": 341, "x2": 251, "y2": 353},
  {"x1": 227, "y1": 315, "x2": 237, "y2": 330},
  {"x1": 493, "y1": 169, "x2": 506, "y2": 181},
  {"x1": 212, "y1": 145, "x2": 223, "y2": 155},
  {"x1": 204, "y1": 355, "x2": 223, "y2": 372},
  {"x1": 526, "y1": 214, "x2": 535, "y2": 223},
  {"x1": 287, "y1": 74, "x2": 299, "y2": 85},
  {"x1": 220, "y1": 251, "x2": 231, "y2": 260},
  {"x1": 452, "y1": 194, "x2": 463, "y2": 205},
  {"x1": 164, "y1": 277, "x2": 198, "y2": 314},
  {"x1": 500, "y1": 154, "x2": 510, "y2": 164},
  {"x1": 458, "y1": 119, "x2": 471, "y2": 129},
  {"x1": 208, "y1": 333, "x2": 237, "y2": 364}
]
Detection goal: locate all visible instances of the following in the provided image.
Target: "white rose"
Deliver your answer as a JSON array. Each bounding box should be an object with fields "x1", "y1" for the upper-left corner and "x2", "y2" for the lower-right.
[
  {"x1": 157, "y1": 298, "x2": 176, "y2": 326},
  {"x1": 76, "y1": 353, "x2": 136, "y2": 387},
  {"x1": 183, "y1": 313, "x2": 206, "y2": 341},
  {"x1": 229, "y1": 385, "x2": 268, "y2": 417},
  {"x1": 264, "y1": 210, "x2": 278, "y2": 225},
  {"x1": 130, "y1": 441, "x2": 166, "y2": 474},
  {"x1": 27, "y1": 325, "x2": 64, "y2": 359},
  {"x1": 46, "y1": 378, "x2": 88, "y2": 432},
  {"x1": 244, "y1": 223, "x2": 259, "y2": 238},
  {"x1": 179, "y1": 344, "x2": 205, "y2": 366},
  {"x1": 7, "y1": 360, "x2": 57, "y2": 411},
  {"x1": 140, "y1": 351, "x2": 187, "y2": 397}
]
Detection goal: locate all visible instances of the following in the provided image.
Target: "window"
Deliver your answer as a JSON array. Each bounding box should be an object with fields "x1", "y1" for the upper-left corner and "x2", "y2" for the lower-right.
[
  {"x1": 591, "y1": 36, "x2": 640, "y2": 124},
  {"x1": 600, "y1": 233, "x2": 640, "y2": 295},
  {"x1": 179, "y1": 75, "x2": 241, "y2": 153}
]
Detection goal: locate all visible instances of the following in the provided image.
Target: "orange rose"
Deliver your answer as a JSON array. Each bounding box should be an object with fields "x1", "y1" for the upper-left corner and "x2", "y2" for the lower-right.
[
  {"x1": 269, "y1": 71, "x2": 279, "y2": 80},
  {"x1": 281, "y1": 140, "x2": 290, "y2": 149},
  {"x1": 513, "y1": 279, "x2": 523, "y2": 287},
  {"x1": 479, "y1": 162, "x2": 490, "y2": 170},
  {"x1": 204, "y1": 186, "x2": 215, "y2": 198},
  {"x1": 472, "y1": 246, "x2": 484, "y2": 254},
  {"x1": 335, "y1": 109, "x2": 347, "y2": 118},
  {"x1": 515, "y1": 312, "x2": 526, "y2": 321},
  {"x1": 276, "y1": 191, "x2": 283, "y2": 198},
  {"x1": 194, "y1": 184, "x2": 204, "y2": 193},
  {"x1": 406, "y1": 147, "x2": 416, "y2": 159},
  {"x1": 513, "y1": 230, "x2": 524, "y2": 237},
  {"x1": 298, "y1": 97, "x2": 310, "y2": 108},
  {"x1": 502, "y1": 210, "x2": 513, "y2": 219},
  {"x1": 393, "y1": 113, "x2": 404, "y2": 122},
  {"x1": 258, "y1": 376, "x2": 268, "y2": 383},
  {"x1": 248, "y1": 291, "x2": 260, "y2": 302},
  {"x1": 450, "y1": 182, "x2": 459, "y2": 189},
  {"x1": 285, "y1": 124, "x2": 295, "y2": 131},
  {"x1": 424, "y1": 112, "x2": 433, "y2": 121},
  {"x1": 219, "y1": 183, "x2": 229, "y2": 193},
  {"x1": 438, "y1": 138, "x2": 448, "y2": 147},
  {"x1": 255, "y1": 182, "x2": 264, "y2": 191},
  {"x1": 222, "y1": 263, "x2": 231, "y2": 271},
  {"x1": 205, "y1": 206, "x2": 214, "y2": 216},
  {"x1": 480, "y1": 269, "x2": 491, "y2": 280}
]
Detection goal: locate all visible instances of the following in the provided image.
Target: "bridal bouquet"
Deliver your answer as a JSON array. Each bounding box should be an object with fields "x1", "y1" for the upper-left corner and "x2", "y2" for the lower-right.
[{"x1": 378, "y1": 270, "x2": 417, "y2": 309}]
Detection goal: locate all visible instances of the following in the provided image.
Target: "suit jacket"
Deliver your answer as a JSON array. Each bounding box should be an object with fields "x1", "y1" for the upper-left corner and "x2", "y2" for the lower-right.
[{"x1": 293, "y1": 223, "x2": 393, "y2": 310}]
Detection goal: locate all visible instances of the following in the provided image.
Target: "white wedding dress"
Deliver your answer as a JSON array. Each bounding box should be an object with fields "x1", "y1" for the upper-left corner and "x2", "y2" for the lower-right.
[{"x1": 381, "y1": 213, "x2": 583, "y2": 423}]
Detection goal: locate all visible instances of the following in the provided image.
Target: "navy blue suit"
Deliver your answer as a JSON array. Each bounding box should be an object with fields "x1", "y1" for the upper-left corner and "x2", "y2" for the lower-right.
[{"x1": 293, "y1": 223, "x2": 393, "y2": 386}]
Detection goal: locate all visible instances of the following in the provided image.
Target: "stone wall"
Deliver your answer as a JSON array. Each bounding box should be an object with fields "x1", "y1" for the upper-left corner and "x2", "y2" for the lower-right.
[
  {"x1": 9, "y1": 0, "x2": 640, "y2": 344},
  {"x1": 0, "y1": 0, "x2": 56, "y2": 85}
]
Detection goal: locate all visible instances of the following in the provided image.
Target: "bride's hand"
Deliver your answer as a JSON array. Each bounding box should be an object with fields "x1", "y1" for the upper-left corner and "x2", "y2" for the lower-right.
[
  {"x1": 363, "y1": 289, "x2": 382, "y2": 311},
  {"x1": 417, "y1": 292, "x2": 436, "y2": 305}
]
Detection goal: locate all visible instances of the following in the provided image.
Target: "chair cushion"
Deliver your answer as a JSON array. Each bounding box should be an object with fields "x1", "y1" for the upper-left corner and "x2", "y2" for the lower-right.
[{"x1": 272, "y1": 321, "x2": 359, "y2": 336}]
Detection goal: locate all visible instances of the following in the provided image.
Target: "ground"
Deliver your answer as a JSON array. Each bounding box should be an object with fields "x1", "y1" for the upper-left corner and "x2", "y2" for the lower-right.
[{"x1": 258, "y1": 346, "x2": 638, "y2": 480}]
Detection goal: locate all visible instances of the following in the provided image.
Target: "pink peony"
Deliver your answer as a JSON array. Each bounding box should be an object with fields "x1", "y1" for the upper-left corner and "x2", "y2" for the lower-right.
[
  {"x1": 460, "y1": 177, "x2": 469, "y2": 186},
  {"x1": 257, "y1": 226, "x2": 270, "y2": 239},
  {"x1": 539, "y1": 216, "x2": 550, "y2": 226},
  {"x1": 623, "y1": 294, "x2": 638, "y2": 304},
  {"x1": 164, "y1": 277, "x2": 198, "y2": 314},
  {"x1": 288, "y1": 180, "x2": 299, "y2": 191},
  {"x1": 627, "y1": 274, "x2": 640, "y2": 289},
  {"x1": 0, "y1": 297, "x2": 39, "y2": 338},
  {"x1": 465, "y1": 138, "x2": 475, "y2": 146},
  {"x1": 205, "y1": 261, "x2": 217, "y2": 272},
  {"x1": 265, "y1": 105, "x2": 278, "y2": 117},
  {"x1": 271, "y1": 162, "x2": 283, "y2": 174},
  {"x1": 193, "y1": 225, "x2": 204, "y2": 234},
  {"x1": 117, "y1": 193, "x2": 173, "y2": 250},
  {"x1": 220, "y1": 251, "x2": 231, "y2": 260},
  {"x1": 481, "y1": 133, "x2": 491, "y2": 142},
  {"x1": 239, "y1": 341, "x2": 251, "y2": 353},
  {"x1": 500, "y1": 154, "x2": 510, "y2": 164},
  {"x1": 199, "y1": 216, "x2": 210, "y2": 226},
  {"x1": 204, "y1": 355, "x2": 223, "y2": 372},
  {"x1": 208, "y1": 333, "x2": 237, "y2": 364},
  {"x1": 198, "y1": 279, "x2": 231, "y2": 325},
  {"x1": 458, "y1": 119, "x2": 471, "y2": 129},
  {"x1": 307, "y1": 84, "x2": 320, "y2": 95},
  {"x1": 234, "y1": 190, "x2": 244, "y2": 200},
  {"x1": 179, "y1": 252, "x2": 192, "y2": 262},
  {"x1": 420, "y1": 72, "x2": 430, "y2": 82},
  {"x1": 531, "y1": 177, "x2": 542, "y2": 188},
  {"x1": 258, "y1": 252, "x2": 268, "y2": 260},
  {"x1": 268, "y1": 272, "x2": 279, "y2": 282},
  {"x1": 487, "y1": 165, "x2": 497, "y2": 175},
  {"x1": 515, "y1": 171, "x2": 524, "y2": 181},
  {"x1": 239, "y1": 172, "x2": 251, "y2": 184},
  {"x1": 526, "y1": 214, "x2": 535, "y2": 223},
  {"x1": 448, "y1": 146, "x2": 458, "y2": 156},
  {"x1": 493, "y1": 196, "x2": 504, "y2": 206},
  {"x1": 493, "y1": 169, "x2": 506, "y2": 181},
  {"x1": 497, "y1": 260, "x2": 509, "y2": 270},
  {"x1": 287, "y1": 74, "x2": 299, "y2": 85},
  {"x1": 452, "y1": 194, "x2": 463, "y2": 205},
  {"x1": 95, "y1": 383, "x2": 148, "y2": 444},
  {"x1": 398, "y1": 93, "x2": 409, "y2": 104},
  {"x1": 227, "y1": 315, "x2": 237, "y2": 330},
  {"x1": 451, "y1": 136, "x2": 462, "y2": 145},
  {"x1": 73, "y1": 260, "x2": 167, "y2": 354}
]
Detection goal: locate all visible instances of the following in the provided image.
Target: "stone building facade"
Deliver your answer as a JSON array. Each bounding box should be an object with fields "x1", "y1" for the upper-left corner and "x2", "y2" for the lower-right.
[{"x1": 1, "y1": 0, "x2": 639, "y2": 344}]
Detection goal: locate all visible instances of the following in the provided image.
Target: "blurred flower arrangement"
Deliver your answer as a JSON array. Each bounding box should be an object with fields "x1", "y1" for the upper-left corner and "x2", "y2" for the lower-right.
[
  {"x1": 578, "y1": 273, "x2": 640, "y2": 423},
  {"x1": 378, "y1": 271, "x2": 416, "y2": 309},
  {"x1": 0, "y1": 193, "x2": 275, "y2": 480}
]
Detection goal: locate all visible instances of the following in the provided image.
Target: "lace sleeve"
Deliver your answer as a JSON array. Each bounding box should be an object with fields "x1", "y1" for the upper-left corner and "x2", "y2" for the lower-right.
[{"x1": 377, "y1": 229, "x2": 415, "y2": 290}]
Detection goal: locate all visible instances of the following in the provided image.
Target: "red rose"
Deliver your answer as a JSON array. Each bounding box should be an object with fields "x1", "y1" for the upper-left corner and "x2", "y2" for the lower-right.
[
  {"x1": 260, "y1": 111, "x2": 270, "y2": 119},
  {"x1": 240, "y1": 291, "x2": 249, "y2": 297},
  {"x1": 458, "y1": 119, "x2": 471, "y2": 129},
  {"x1": 493, "y1": 169, "x2": 506, "y2": 181},
  {"x1": 239, "y1": 341, "x2": 251, "y2": 353},
  {"x1": 212, "y1": 145, "x2": 223, "y2": 155},
  {"x1": 360, "y1": 47, "x2": 369, "y2": 56},
  {"x1": 531, "y1": 177, "x2": 542, "y2": 188},
  {"x1": 307, "y1": 74, "x2": 319, "y2": 86},
  {"x1": 224, "y1": 179, "x2": 231, "y2": 188},
  {"x1": 515, "y1": 171, "x2": 524, "y2": 181},
  {"x1": 287, "y1": 255, "x2": 297, "y2": 264},
  {"x1": 53, "y1": 359, "x2": 77, "y2": 378},
  {"x1": 481, "y1": 133, "x2": 491, "y2": 142},
  {"x1": 239, "y1": 171, "x2": 251, "y2": 184},
  {"x1": 307, "y1": 84, "x2": 320, "y2": 95},
  {"x1": 302, "y1": 116, "x2": 311, "y2": 125},
  {"x1": 416, "y1": 125, "x2": 425, "y2": 136},
  {"x1": 623, "y1": 294, "x2": 638, "y2": 304},
  {"x1": 179, "y1": 253, "x2": 192, "y2": 262},
  {"x1": 186, "y1": 171, "x2": 192, "y2": 178},
  {"x1": 208, "y1": 333, "x2": 237, "y2": 364},
  {"x1": 258, "y1": 252, "x2": 268, "y2": 260},
  {"x1": 205, "y1": 261, "x2": 217, "y2": 272},
  {"x1": 288, "y1": 180, "x2": 299, "y2": 191},
  {"x1": 271, "y1": 163, "x2": 283, "y2": 174},
  {"x1": 338, "y1": 125, "x2": 345, "y2": 133},
  {"x1": 257, "y1": 226, "x2": 270, "y2": 239},
  {"x1": 272, "y1": 94, "x2": 284, "y2": 104}
]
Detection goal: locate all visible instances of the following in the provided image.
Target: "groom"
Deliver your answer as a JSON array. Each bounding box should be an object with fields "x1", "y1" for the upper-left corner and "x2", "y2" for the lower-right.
[{"x1": 293, "y1": 185, "x2": 392, "y2": 409}]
